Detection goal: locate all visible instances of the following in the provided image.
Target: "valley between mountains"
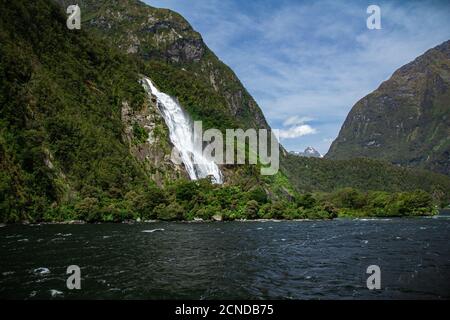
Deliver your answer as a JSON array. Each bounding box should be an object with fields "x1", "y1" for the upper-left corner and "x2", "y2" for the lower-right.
[{"x1": 0, "y1": 0, "x2": 449, "y2": 223}]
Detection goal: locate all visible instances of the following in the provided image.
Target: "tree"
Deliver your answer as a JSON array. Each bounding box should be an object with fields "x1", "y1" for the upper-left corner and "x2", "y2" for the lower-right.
[{"x1": 245, "y1": 200, "x2": 259, "y2": 219}]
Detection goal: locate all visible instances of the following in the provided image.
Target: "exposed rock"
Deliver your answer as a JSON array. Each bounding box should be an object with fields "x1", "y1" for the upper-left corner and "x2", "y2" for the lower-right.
[
  {"x1": 167, "y1": 38, "x2": 205, "y2": 63},
  {"x1": 327, "y1": 40, "x2": 450, "y2": 176},
  {"x1": 121, "y1": 96, "x2": 188, "y2": 185},
  {"x1": 54, "y1": 0, "x2": 283, "y2": 193},
  {"x1": 56, "y1": 0, "x2": 270, "y2": 132}
]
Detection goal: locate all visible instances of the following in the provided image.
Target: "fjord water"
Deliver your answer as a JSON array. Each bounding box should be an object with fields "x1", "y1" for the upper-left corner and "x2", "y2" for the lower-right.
[
  {"x1": 1, "y1": 216, "x2": 450, "y2": 299},
  {"x1": 141, "y1": 77, "x2": 223, "y2": 183}
]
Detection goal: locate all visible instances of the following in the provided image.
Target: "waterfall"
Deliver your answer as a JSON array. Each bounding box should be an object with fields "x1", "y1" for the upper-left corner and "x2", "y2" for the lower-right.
[{"x1": 141, "y1": 77, "x2": 223, "y2": 184}]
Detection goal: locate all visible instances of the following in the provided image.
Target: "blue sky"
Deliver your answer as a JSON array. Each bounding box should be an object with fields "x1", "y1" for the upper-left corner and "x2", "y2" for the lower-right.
[{"x1": 145, "y1": 0, "x2": 450, "y2": 155}]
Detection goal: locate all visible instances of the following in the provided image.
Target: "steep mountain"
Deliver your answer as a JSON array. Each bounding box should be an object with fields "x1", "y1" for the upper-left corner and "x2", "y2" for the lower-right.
[
  {"x1": 0, "y1": 0, "x2": 187, "y2": 221},
  {"x1": 1, "y1": 0, "x2": 449, "y2": 223},
  {"x1": 290, "y1": 147, "x2": 322, "y2": 158},
  {"x1": 54, "y1": 0, "x2": 287, "y2": 192},
  {"x1": 0, "y1": 0, "x2": 289, "y2": 223},
  {"x1": 56, "y1": 0, "x2": 270, "y2": 132},
  {"x1": 327, "y1": 40, "x2": 450, "y2": 176}
]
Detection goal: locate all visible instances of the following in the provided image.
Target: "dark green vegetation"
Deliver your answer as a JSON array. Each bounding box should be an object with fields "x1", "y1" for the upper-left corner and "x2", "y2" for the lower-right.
[
  {"x1": 57, "y1": 0, "x2": 269, "y2": 132},
  {"x1": 0, "y1": 0, "x2": 446, "y2": 223},
  {"x1": 132, "y1": 123, "x2": 148, "y2": 144},
  {"x1": 327, "y1": 40, "x2": 450, "y2": 176},
  {"x1": 0, "y1": 0, "x2": 149, "y2": 222},
  {"x1": 140, "y1": 60, "x2": 238, "y2": 131},
  {"x1": 56, "y1": 0, "x2": 281, "y2": 193},
  {"x1": 281, "y1": 155, "x2": 450, "y2": 207},
  {"x1": 42, "y1": 179, "x2": 438, "y2": 222}
]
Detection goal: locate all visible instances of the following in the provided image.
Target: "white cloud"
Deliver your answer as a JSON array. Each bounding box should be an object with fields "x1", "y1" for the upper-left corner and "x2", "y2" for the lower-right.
[
  {"x1": 279, "y1": 124, "x2": 317, "y2": 139},
  {"x1": 146, "y1": 0, "x2": 450, "y2": 154},
  {"x1": 282, "y1": 115, "x2": 314, "y2": 127}
]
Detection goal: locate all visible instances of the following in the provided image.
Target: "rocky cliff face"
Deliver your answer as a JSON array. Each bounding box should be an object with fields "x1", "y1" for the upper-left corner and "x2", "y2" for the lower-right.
[
  {"x1": 56, "y1": 0, "x2": 269, "y2": 131},
  {"x1": 121, "y1": 97, "x2": 188, "y2": 185},
  {"x1": 327, "y1": 40, "x2": 450, "y2": 176},
  {"x1": 54, "y1": 0, "x2": 279, "y2": 187}
]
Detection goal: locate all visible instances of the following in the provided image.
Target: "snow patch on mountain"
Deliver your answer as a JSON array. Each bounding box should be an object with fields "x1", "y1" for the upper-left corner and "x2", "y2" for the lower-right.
[{"x1": 289, "y1": 146, "x2": 322, "y2": 158}]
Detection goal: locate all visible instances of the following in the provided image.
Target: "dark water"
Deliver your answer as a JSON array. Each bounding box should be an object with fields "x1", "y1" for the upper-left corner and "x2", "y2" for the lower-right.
[{"x1": 1, "y1": 215, "x2": 450, "y2": 300}]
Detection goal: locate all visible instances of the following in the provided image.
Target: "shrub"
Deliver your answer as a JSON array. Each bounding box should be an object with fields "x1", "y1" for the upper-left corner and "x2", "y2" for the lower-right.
[
  {"x1": 174, "y1": 180, "x2": 200, "y2": 202},
  {"x1": 295, "y1": 193, "x2": 316, "y2": 209},
  {"x1": 305, "y1": 209, "x2": 334, "y2": 220},
  {"x1": 156, "y1": 202, "x2": 184, "y2": 221},
  {"x1": 100, "y1": 202, "x2": 134, "y2": 222},
  {"x1": 247, "y1": 187, "x2": 268, "y2": 204},
  {"x1": 125, "y1": 185, "x2": 166, "y2": 219},
  {"x1": 74, "y1": 197, "x2": 100, "y2": 221},
  {"x1": 331, "y1": 187, "x2": 366, "y2": 209},
  {"x1": 386, "y1": 190, "x2": 436, "y2": 217},
  {"x1": 281, "y1": 206, "x2": 302, "y2": 220},
  {"x1": 132, "y1": 123, "x2": 148, "y2": 144},
  {"x1": 244, "y1": 200, "x2": 259, "y2": 219},
  {"x1": 320, "y1": 201, "x2": 338, "y2": 218}
]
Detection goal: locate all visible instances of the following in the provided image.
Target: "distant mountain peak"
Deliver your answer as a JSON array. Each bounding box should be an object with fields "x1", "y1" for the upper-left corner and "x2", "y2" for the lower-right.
[{"x1": 290, "y1": 146, "x2": 322, "y2": 158}]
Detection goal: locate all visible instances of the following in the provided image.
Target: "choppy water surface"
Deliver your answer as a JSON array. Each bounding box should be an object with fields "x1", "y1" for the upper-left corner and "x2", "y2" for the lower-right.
[{"x1": 1, "y1": 215, "x2": 449, "y2": 299}]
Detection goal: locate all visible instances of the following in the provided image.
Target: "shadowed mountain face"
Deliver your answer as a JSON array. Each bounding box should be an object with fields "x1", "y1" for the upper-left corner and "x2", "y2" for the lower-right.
[{"x1": 327, "y1": 40, "x2": 450, "y2": 176}]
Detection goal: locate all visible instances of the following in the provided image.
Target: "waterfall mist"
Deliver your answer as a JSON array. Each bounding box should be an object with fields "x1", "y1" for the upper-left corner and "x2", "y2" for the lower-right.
[{"x1": 141, "y1": 77, "x2": 223, "y2": 184}]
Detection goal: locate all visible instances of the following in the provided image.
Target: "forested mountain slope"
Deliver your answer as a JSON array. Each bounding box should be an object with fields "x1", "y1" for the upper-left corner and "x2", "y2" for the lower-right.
[
  {"x1": 1, "y1": 0, "x2": 449, "y2": 223},
  {"x1": 327, "y1": 40, "x2": 450, "y2": 176}
]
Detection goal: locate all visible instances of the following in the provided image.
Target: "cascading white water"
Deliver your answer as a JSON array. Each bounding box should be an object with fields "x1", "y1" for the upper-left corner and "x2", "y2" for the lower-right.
[{"x1": 141, "y1": 77, "x2": 223, "y2": 184}]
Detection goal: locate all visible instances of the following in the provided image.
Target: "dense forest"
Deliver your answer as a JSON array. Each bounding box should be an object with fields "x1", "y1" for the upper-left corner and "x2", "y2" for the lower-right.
[
  {"x1": 0, "y1": 0, "x2": 149, "y2": 221},
  {"x1": 0, "y1": 0, "x2": 448, "y2": 223},
  {"x1": 281, "y1": 155, "x2": 450, "y2": 206}
]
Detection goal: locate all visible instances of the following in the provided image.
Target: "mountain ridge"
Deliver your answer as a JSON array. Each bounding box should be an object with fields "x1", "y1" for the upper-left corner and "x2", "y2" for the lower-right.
[
  {"x1": 56, "y1": 0, "x2": 270, "y2": 132},
  {"x1": 326, "y1": 40, "x2": 450, "y2": 176},
  {"x1": 54, "y1": 0, "x2": 287, "y2": 193},
  {"x1": 1, "y1": 0, "x2": 450, "y2": 223},
  {"x1": 289, "y1": 146, "x2": 322, "y2": 158}
]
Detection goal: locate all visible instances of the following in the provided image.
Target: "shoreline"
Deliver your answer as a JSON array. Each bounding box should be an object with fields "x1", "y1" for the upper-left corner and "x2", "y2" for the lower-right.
[{"x1": 1, "y1": 214, "x2": 445, "y2": 227}]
